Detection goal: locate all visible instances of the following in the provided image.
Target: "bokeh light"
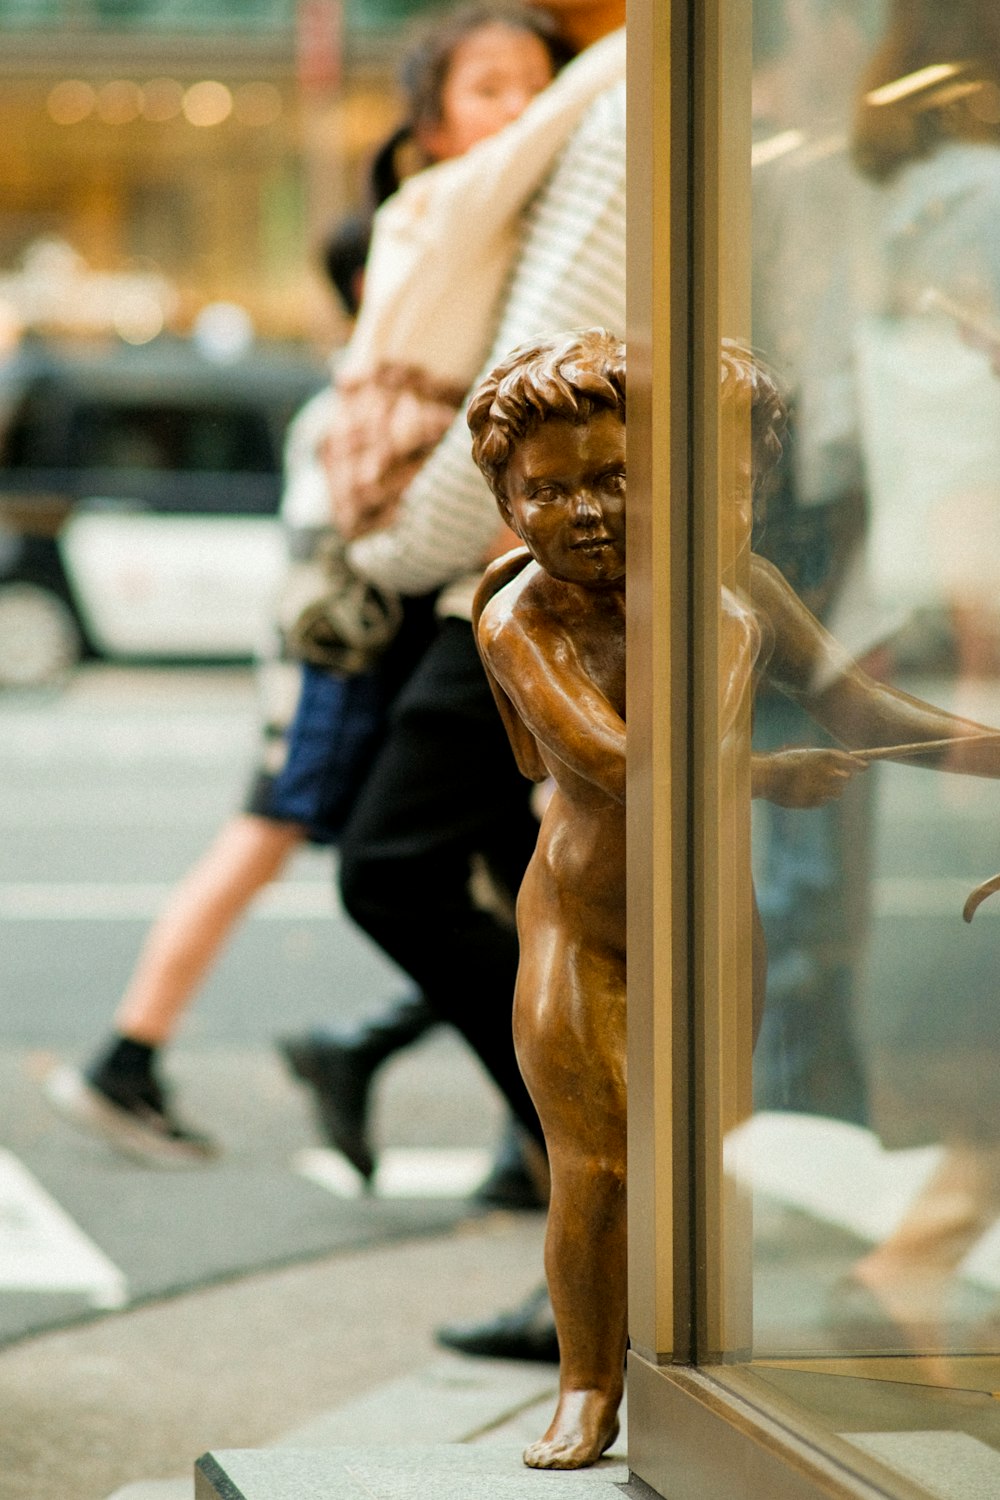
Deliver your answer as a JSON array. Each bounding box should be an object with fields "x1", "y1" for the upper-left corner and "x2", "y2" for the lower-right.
[
  {"x1": 113, "y1": 291, "x2": 165, "y2": 345},
  {"x1": 47, "y1": 80, "x2": 96, "y2": 125},
  {"x1": 192, "y1": 301, "x2": 254, "y2": 362},
  {"x1": 183, "y1": 81, "x2": 233, "y2": 128}
]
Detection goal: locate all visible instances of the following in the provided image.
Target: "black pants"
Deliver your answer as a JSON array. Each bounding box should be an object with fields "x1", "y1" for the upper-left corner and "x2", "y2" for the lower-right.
[{"x1": 338, "y1": 617, "x2": 544, "y2": 1145}]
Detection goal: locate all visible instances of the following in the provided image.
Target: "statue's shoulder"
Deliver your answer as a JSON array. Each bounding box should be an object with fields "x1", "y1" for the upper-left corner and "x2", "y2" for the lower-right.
[
  {"x1": 473, "y1": 547, "x2": 538, "y2": 643},
  {"x1": 472, "y1": 548, "x2": 550, "y2": 782}
]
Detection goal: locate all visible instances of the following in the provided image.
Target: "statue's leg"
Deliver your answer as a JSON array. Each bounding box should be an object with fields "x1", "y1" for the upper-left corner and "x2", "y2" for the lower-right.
[
  {"x1": 522, "y1": 1128, "x2": 627, "y2": 1469},
  {"x1": 515, "y1": 927, "x2": 627, "y2": 1470}
]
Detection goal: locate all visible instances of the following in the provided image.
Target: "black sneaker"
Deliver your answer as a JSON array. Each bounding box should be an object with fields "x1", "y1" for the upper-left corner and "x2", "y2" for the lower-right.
[
  {"x1": 277, "y1": 1032, "x2": 376, "y2": 1181},
  {"x1": 44, "y1": 1064, "x2": 218, "y2": 1167}
]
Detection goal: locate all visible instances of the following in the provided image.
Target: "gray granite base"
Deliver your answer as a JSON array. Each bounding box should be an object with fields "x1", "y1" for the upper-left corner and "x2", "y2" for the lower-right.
[{"x1": 196, "y1": 1446, "x2": 636, "y2": 1500}]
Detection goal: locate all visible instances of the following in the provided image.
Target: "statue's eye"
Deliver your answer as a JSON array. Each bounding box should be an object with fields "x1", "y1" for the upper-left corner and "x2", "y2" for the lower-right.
[
  {"x1": 530, "y1": 485, "x2": 558, "y2": 502},
  {"x1": 604, "y1": 469, "x2": 626, "y2": 492}
]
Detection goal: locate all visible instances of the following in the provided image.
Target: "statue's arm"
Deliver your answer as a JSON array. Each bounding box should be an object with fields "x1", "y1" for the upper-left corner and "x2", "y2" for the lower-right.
[
  {"x1": 753, "y1": 554, "x2": 1000, "y2": 774},
  {"x1": 482, "y1": 611, "x2": 625, "y2": 803},
  {"x1": 473, "y1": 552, "x2": 549, "y2": 782}
]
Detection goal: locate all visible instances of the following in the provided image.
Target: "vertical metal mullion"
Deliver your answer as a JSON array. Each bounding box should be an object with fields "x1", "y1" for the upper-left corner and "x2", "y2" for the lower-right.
[
  {"x1": 688, "y1": 0, "x2": 755, "y2": 1366},
  {"x1": 689, "y1": 0, "x2": 726, "y2": 1367},
  {"x1": 625, "y1": 0, "x2": 690, "y2": 1367},
  {"x1": 672, "y1": 0, "x2": 697, "y2": 1370}
]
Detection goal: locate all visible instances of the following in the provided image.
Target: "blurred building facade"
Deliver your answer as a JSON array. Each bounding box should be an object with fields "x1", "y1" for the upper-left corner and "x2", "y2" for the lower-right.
[{"x1": 0, "y1": 0, "x2": 438, "y2": 346}]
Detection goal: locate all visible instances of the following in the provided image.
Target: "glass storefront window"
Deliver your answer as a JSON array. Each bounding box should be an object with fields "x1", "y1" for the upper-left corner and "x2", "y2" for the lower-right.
[
  {"x1": 630, "y1": 3, "x2": 1000, "y2": 1496},
  {"x1": 701, "y1": 0, "x2": 1000, "y2": 1493}
]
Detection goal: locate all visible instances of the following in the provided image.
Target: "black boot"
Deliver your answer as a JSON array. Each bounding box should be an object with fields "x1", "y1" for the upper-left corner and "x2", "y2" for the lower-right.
[
  {"x1": 436, "y1": 1282, "x2": 558, "y2": 1362},
  {"x1": 279, "y1": 991, "x2": 438, "y2": 1181}
]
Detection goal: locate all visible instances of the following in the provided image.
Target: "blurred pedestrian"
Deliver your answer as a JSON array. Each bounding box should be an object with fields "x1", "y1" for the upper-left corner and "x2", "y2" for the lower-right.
[
  {"x1": 44, "y1": 4, "x2": 570, "y2": 1185},
  {"x1": 277, "y1": 4, "x2": 572, "y2": 1199},
  {"x1": 283, "y1": 0, "x2": 627, "y2": 1361},
  {"x1": 42, "y1": 221, "x2": 383, "y2": 1164}
]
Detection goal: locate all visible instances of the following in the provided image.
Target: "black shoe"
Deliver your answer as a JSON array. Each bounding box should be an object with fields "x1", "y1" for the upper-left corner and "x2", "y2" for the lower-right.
[
  {"x1": 278, "y1": 1031, "x2": 376, "y2": 1181},
  {"x1": 436, "y1": 1283, "x2": 559, "y2": 1362},
  {"x1": 44, "y1": 1064, "x2": 218, "y2": 1167}
]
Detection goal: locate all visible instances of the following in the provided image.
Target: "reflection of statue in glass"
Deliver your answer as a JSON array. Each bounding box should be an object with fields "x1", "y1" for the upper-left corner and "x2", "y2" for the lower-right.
[
  {"x1": 705, "y1": 341, "x2": 982, "y2": 747},
  {"x1": 471, "y1": 329, "x2": 626, "y2": 1470},
  {"x1": 731, "y1": 341, "x2": 1000, "y2": 1377},
  {"x1": 751, "y1": 0, "x2": 882, "y2": 1133},
  {"x1": 728, "y1": 338, "x2": 1000, "y2": 833}
]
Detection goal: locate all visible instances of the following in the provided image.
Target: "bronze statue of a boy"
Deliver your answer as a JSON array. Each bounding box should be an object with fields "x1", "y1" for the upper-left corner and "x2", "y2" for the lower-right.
[
  {"x1": 470, "y1": 328, "x2": 627, "y2": 1470},
  {"x1": 469, "y1": 328, "x2": 1000, "y2": 1472}
]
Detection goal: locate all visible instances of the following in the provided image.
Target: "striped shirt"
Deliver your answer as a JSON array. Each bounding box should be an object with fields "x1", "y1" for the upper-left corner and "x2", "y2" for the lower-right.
[{"x1": 347, "y1": 75, "x2": 626, "y2": 607}]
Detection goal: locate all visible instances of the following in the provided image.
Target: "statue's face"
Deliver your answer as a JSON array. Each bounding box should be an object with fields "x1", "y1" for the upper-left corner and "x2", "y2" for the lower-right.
[{"x1": 502, "y1": 409, "x2": 625, "y2": 586}]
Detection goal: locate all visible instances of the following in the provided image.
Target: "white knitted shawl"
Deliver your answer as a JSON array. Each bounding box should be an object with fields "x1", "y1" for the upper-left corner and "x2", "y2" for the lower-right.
[{"x1": 339, "y1": 27, "x2": 627, "y2": 389}]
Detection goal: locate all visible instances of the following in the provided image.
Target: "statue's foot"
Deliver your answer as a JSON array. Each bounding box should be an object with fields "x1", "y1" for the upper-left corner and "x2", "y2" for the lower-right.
[{"x1": 522, "y1": 1389, "x2": 621, "y2": 1470}]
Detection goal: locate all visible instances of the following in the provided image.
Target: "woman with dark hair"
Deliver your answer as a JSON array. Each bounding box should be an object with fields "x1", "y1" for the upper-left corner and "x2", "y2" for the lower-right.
[{"x1": 369, "y1": 4, "x2": 573, "y2": 207}]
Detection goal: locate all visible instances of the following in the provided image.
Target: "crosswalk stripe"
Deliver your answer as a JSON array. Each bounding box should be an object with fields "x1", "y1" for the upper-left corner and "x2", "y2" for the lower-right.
[
  {"x1": 0, "y1": 882, "x2": 335, "y2": 920},
  {"x1": 294, "y1": 1147, "x2": 494, "y2": 1201},
  {"x1": 0, "y1": 1149, "x2": 128, "y2": 1307}
]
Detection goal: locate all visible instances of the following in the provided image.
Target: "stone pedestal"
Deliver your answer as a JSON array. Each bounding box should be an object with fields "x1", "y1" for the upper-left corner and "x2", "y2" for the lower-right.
[{"x1": 195, "y1": 1445, "x2": 639, "y2": 1499}]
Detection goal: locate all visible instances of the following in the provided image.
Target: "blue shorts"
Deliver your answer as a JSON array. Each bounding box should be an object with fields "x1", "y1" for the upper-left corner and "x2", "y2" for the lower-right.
[{"x1": 244, "y1": 662, "x2": 387, "y2": 844}]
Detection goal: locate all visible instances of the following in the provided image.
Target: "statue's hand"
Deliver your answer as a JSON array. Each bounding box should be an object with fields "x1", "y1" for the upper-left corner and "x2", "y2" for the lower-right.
[{"x1": 753, "y1": 748, "x2": 867, "y2": 808}]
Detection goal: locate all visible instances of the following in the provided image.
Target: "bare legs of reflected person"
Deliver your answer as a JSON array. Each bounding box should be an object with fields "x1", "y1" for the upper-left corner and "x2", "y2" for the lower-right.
[
  {"x1": 114, "y1": 813, "x2": 306, "y2": 1045},
  {"x1": 848, "y1": 1143, "x2": 1000, "y2": 1384}
]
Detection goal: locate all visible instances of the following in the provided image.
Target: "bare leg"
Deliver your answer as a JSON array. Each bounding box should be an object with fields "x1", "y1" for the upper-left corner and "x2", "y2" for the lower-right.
[
  {"x1": 114, "y1": 814, "x2": 305, "y2": 1044},
  {"x1": 854, "y1": 1145, "x2": 1000, "y2": 1295},
  {"x1": 849, "y1": 1144, "x2": 1000, "y2": 1381},
  {"x1": 523, "y1": 1138, "x2": 627, "y2": 1469}
]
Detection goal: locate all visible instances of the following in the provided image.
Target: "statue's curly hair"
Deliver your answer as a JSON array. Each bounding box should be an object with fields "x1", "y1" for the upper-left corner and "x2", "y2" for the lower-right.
[
  {"x1": 719, "y1": 337, "x2": 787, "y2": 483},
  {"x1": 468, "y1": 327, "x2": 626, "y2": 501}
]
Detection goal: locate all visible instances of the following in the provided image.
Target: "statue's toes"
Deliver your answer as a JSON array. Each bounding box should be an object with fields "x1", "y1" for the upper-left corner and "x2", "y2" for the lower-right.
[
  {"x1": 522, "y1": 1417, "x2": 619, "y2": 1471},
  {"x1": 523, "y1": 1436, "x2": 584, "y2": 1470}
]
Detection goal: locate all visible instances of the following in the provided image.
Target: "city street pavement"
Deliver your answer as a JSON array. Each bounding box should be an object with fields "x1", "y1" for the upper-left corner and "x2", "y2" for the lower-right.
[
  {"x1": 0, "y1": 1209, "x2": 554, "y2": 1500},
  {"x1": 0, "y1": 665, "x2": 515, "y2": 1348},
  {"x1": 7, "y1": 665, "x2": 1000, "y2": 1497}
]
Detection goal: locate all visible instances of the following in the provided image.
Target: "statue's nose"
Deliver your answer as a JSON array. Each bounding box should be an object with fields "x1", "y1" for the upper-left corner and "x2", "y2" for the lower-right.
[{"x1": 570, "y1": 488, "x2": 602, "y2": 522}]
